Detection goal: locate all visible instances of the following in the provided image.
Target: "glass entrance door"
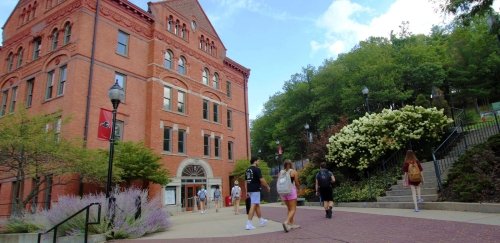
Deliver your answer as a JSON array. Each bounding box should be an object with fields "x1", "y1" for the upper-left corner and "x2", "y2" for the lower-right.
[{"x1": 184, "y1": 184, "x2": 201, "y2": 211}]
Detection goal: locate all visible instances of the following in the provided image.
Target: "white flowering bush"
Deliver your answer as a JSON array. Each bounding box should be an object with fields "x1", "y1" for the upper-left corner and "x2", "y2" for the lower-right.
[{"x1": 326, "y1": 106, "x2": 452, "y2": 170}]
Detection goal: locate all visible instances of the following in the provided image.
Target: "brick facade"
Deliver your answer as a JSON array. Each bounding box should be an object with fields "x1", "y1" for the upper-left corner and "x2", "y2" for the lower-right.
[{"x1": 0, "y1": 0, "x2": 250, "y2": 216}]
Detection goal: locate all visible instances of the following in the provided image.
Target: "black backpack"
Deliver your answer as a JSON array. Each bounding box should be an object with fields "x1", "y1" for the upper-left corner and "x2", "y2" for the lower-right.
[{"x1": 317, "y1": 170, "x2": 332, "y2": 188}]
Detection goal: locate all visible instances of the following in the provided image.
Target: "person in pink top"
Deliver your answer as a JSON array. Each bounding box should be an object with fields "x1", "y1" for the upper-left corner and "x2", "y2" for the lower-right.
[{"x1": 280, "y1": 159, "x2": 301, "y2": 232}]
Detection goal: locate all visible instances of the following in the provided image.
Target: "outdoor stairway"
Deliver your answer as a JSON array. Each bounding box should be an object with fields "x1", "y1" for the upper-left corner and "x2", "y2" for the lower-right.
[{"x1": 377, "y1": 161, "x2": 438, "y2": 203}]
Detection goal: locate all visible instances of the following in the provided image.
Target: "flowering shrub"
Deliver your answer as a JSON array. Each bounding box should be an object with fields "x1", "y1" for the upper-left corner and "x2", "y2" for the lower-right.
[
  {"x1": 39, "y1": 188, "x2": 170, "y2": 239},
  {"x1": 327, "y1": 106, "x2": 452, "y2": 170}
]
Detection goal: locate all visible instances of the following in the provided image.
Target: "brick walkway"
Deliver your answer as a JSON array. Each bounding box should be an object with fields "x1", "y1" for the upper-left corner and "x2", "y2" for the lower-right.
[{"x1": 114, "y1": 206, "x2": 500, "y2": 243}]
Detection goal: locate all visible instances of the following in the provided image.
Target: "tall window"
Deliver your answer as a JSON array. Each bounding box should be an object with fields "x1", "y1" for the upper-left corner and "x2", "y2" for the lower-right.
[
  {"x1": 202, "y1": 68, "x2": 209, "y2": 85},
  {"x1": 45, "y1": 70, "x2": 55, "y2": 100},
  {"x1": 213, "y1": 103, "x2": 219, "y2": 123},
  {"x1": 114, "y1": 120, "x2": 124, "y2": 141},
  {"x1": 181, "y1": 24, "x2": 187, "y2": 40},
  {"x1": 9, "y1": 86, "x2": 17, "y2": 113},
  {"x1": 203, "y1": 134, "x2": 210, "y2": 156},
  {"x1": 114, "y1": 72, "x2": 126, "y2": 101},
  {"x1": 54, "y1": 117, "x2": 62, "y2": 142},
  {"x1": 178, "y1": 56, "x2": 186, "y2": 75},
  {"x1": 163, "y1": 86, "x2": 171, "y2": 110},
  {"x1": 0, "y1": 90, "x2": 8, "y2": 116},
  {"x1": 164, "y1": 50, "x2": 173, "y2": 69},
  {"x1": 16, "y1": 48, "x2": 23, "y2": 68},
  {"x1": 178, "y1": 129, "x2": 186, "y2": 154},
  {"x1": 212, "y1": 72, "x2": 219, "y2": 89},
  {"x1": 202, "y1": 99, "x2": 209, "y2": 120},
  {"x1": 177, "y1": 90, "x2": 185, "y2": 113},
  {"x1": 51, "y1": 29, "x2": 58, "y2": 50},
  {"x1": 33, "y1": 37, "x2": 42, "y2": 60},
  {"x1": 26, "y1": 78, "x2": 34, "y2": 108},
  {"x1": 63, "y1": 22, "x2": 71, "y2": 44},
  {"x1": 227, "y1": 110, "x2": 232, "y2": 128},
  {"x1": 163, "y1": 126, "x2": 172, "y2": 152},
  {"x1": 167, "y1": 16, "x2": 173, "y2": 32},
  {"x1": 57, "y1": 65, "x2": 67, "y2": 96},
  {"x1": 214, "y1": 136, "x2": 220, "y2": 158},
  {"x1": 44, "y1": 175, "x2": 52, "y2": 209},
  {"x1": 7, "y1": 52, "x2": 14, "y2": 72},
  {"x1": 228, "y1": 141, "x2": 233, "y2": 160},
  {"x1": 116, "y1": 30, "x2": 129, "y2": 56},
  {"x1": 226, "y1": 81, "x2": 232, "y2": 97},
  {"x1": 174, "y1": 20, "x2": 179, "y2": 35}
]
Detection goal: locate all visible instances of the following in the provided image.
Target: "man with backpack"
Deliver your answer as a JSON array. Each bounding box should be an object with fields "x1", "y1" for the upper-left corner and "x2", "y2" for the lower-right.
[
  {"x1": 316, "y1": 162, "x2": 335, "y2": 219},
  {"x1": 213, "y1": 186, "x2": 222, "y2": 213},
  {"x1": 197, "y1": 186, "x2": 208, "y2": 214}
]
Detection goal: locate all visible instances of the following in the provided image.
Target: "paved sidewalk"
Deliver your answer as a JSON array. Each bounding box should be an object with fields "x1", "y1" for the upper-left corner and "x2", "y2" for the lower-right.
[{"x1": 112, "y1": 203, "x2": 500, "y2": 243}]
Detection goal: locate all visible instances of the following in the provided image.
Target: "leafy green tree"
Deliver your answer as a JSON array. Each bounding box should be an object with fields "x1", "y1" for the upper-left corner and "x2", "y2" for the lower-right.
[
  {"x1": 113, "y1": 141, "x2": 170, "y2": 188},
  {"x1": 231, "y1": 159, "x2": 272, "y2": 183},
  {"x1": 415, "y1": 94, "x2": 432, "y2": 107},
  {"x1": 433, "y1": 0, "x2": 496, "y2": 23},
  {"x1": 0, "y1": 109, "x2": 109, "y2": 215}
]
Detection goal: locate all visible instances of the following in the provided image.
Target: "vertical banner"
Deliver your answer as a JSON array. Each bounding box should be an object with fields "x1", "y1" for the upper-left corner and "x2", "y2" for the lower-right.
[{"x1": 97, "y1": 108, "x2": 113, "y2": 140}]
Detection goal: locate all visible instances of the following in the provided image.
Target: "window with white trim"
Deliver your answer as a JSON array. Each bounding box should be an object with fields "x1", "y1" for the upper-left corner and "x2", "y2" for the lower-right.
[
  {"x1": 214, "y1": 136, "x2": 220, "y2": 158},
  {"x1": 45, "y1": 70, "x2": 55, "y2": 100},
  {"x1": 26, "y1": 78, "x2": 34, "y2": 108},
  {"x1": 203, "y1": 99, "x2": 209, "y2": 120},
  {"x1": 228, "y1": 141, "x2": 233, "y2": 160},
  {"x1": 164, "y1": 50, "x2": 173, "y2": 69},
  {"x1": 203, "y1": 134, "x2": 210, "y2": 156},
  {"x1": 227, "y1": 110, "x2": 232, "y2": 128},
  {"x1": 178, "y1": 129, "x2": 186, "y2": 154},
  {"x1": 177, "y1": 90, "x2": 185, "y2": 113},
  {"x1": 57, "y1": 65, "x2": 67, "y2": 96},
  {"x1": 213, "y1": 103, "x2": 219, "y2": 123},
  {"x1": 116, "y1": 30, "x2": 129, "y2": 56},
  {"x1": 202, "y1": 68, "x2": 209, "y2": 85},
  {"x1": 9, "y1": 86, "x2": 17, "y2": 113},
  {"x1": 163, "y1": 126, "x2": 172, "y2": 152},
  {"x1": 33, "y1": 37, "x2": 41, "y2": 60},
  {"x1": 212, "y1": 72, "x2": 219, "y2": 89},
  {"x1": 163, "y1": 86, "x2": 172, "y2": 110}
]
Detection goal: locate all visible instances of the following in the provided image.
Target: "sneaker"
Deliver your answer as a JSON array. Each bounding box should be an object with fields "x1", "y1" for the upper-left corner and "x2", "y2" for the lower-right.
[
  {"x1": 327, "y1": 208, "x2": 333, "y2": 219},
  {"x1": 282, "y1": 223, "x2": 289, "y2": 233},
  {"x1": 289, "y1": 224, "x2": 300, "y2": 229},
  {"x1": 259, "y1": 218, "x2": 268, "y2": 226},
  {"x1": 414, "y1": 209, "x2": 420, "y2": 212},
  {"x1": 417, "y1": 198, "x2": 424, "y2": 203},
  {"x1": 245, "y1": 224, "x2": 256, "y2": 230}
]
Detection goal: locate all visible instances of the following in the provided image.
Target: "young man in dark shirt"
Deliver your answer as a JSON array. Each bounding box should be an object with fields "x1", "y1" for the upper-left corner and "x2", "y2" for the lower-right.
[{"x1": 245, "y1": 157, "x2": 271, "y2": 230}]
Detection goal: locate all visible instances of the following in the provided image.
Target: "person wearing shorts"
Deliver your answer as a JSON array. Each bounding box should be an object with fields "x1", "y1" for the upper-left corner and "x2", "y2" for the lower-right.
[
  {"x1": 244, "y1": 157, "x2": 271, "y2": 230},
  {"x1": 280, "y1": 159, "x2": 301, "y2": 232}
]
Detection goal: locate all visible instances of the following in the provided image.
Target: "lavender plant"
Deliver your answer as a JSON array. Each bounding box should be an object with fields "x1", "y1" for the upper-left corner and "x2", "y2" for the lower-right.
[{"x1": 39, "y1": 188, "x2": 170, "y2": 239}]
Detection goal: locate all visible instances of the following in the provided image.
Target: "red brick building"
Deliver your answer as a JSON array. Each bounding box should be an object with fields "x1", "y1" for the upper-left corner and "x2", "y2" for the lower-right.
[{"x1": 0, "y1": 0, "x2": 250, "y2": 216}]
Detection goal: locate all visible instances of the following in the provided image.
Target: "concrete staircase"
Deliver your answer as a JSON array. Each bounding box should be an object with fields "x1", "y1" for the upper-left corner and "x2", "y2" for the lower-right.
[{"x1": 375, "y1": 124, "x2": 499, "y2": 208}]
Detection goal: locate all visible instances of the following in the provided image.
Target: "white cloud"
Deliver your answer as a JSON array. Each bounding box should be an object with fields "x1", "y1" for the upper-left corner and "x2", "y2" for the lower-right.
[{"x1": 311, "y1": 0, "x2": 452, "y2": 58}]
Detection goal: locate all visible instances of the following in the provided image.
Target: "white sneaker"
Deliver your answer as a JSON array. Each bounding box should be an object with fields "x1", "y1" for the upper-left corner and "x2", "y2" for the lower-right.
[
  {"x1": 259, "y1": 218, "x2": 268, "y2": 226},
  {"x1": 245, "y1": 224, "x2": 256, "y2": 230},
  {"x1": 417, "y1": 198, "x2": 424, "y2": 203}
]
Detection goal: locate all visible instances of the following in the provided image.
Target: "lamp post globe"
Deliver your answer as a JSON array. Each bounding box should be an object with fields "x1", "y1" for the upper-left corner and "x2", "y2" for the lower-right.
[{"x1": 361, "y1": 86, "x2": 370, "y2": 113}]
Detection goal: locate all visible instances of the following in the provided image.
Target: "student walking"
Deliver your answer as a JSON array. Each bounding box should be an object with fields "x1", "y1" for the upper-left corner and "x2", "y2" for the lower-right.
[
  {"x1": 197, "y1": 186, "x2": 208, "y2": 214},
  {"x1": 213, "y1": 186, "x2": 222, "y2": 213},
  {"x1": 244, "y1": 157, "x2": 271, "y2": 230},
  {"x1": 402, "y1": 150, "x2": 424, "y2": 212},
  {"x1": 279, "y1": 159, "x2": 301, "y2": 232},
  {"x1": 316, "y1": 162, "x2": 335, "y2": 219},
  {"x1": 231, "y1": 181, "x2": 242, "y2": 214}
]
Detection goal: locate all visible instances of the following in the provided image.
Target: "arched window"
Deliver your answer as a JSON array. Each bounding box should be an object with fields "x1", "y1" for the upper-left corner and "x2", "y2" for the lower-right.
[
  {"x1": 205, "y1": 38, "x2": 209, "y2": 51},
  {"x1": 178, "y1": 56, "x2": 186, "y2": 75},
  {"x1": 16, "y1": 48, "x2": 23, "y2": 68},
  {"x1": 63, "y1": 22, "x2": 71, "y2": 44},
  {"x1": 51, "y1": 29, "x2": 58, "y2": 50},
  {"x1": 212, "y1": 72, "x2": 219, "y2": 89},
  {"x1": 164, "y1": 50, "x2": 173, "y2": 69},
  {"x1": 167, "y1": 16, "x2": 173, "y2": 32},
  {"x1": 202, "y1": 68, "x2": 209, "y2": 85},
  {"x1": 181, "y1": 164, "x2": 206, "y2": 177},
  {"x1": 174, "y1": 20, "x2": 180, "y2": 35},
  {"x1": 199, "y1": 35, "x2": 204, "y2": 49},
  {"x1": 181, "y1": 24, "x2": 187, "y2": 40},
  {"x1": 7, "y1": 52, "x2": 14, "y2": 72}
]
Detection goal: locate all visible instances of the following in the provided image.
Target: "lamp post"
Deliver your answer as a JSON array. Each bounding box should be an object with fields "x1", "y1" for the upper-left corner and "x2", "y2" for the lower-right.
[
  {"x1": 276, "y1": 140, "x2": 282, "y2": 172},
  {"x1": 106, "y1": 80, "x2": 124, "y2": 230},
  {"x1": 361, "y1": 86, "x2": 370, "y2": 113},
  {"x1": 303, "y1": 123, "x2": 312, "y2": 169},
  {"x1": 106, "y1": 80, "x2": 125, "y2": 198}
]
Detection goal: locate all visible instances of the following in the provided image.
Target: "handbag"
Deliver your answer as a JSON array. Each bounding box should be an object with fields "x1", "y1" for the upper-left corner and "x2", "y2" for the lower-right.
[{"x1": 403, "y1": 173, "x2": 409, "y2": 187}]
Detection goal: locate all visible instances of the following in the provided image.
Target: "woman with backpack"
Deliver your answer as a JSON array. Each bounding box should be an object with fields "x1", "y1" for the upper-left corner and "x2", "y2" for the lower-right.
[
  {"x1": 213, "y1": 186, "x2": 222, "y2": 213},
  {"x1": 402, "y1": 150, "x2": 424, "y2": 212},
  {"x1": 279, "y1": 159, "x2": 300, "y2": 232},
  {"x1": 231, "y1": 181, "x2": 241, "y2": 214}
]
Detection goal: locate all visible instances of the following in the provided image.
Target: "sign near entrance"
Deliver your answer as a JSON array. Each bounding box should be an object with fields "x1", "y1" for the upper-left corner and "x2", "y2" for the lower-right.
[{"x1": 164, "y1": 187, "x2": 176, "y2": 205}]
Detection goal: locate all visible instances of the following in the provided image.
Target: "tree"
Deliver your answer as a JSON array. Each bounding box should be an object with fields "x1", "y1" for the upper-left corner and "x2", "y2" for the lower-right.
[
  {"x1": 433, "y1": 0, "x2": 496, "y2": 23},
  {"x1": 113, "y1": 141, "x2": 170, "y2": 188},
  {"x1": 231, "y1": 159, "x2": 272, "y2": 183},
  {"x1": 0, "y1": 109, "x2": 109, "y2": 215}
]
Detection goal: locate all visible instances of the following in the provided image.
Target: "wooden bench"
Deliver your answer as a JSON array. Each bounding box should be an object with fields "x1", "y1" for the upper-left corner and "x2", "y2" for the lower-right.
[{"x1": 297, "y1": 198, "x2": 306, "y2": 206}]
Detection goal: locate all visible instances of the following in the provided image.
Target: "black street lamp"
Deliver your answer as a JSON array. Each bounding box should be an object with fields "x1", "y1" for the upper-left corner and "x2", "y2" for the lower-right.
[
  {"x1": 361, "y1": 86, "x2": 370, "y2": 113},
  {"x1": 276, "y1": 140, "x2": 282, "y2": 172},
  {"x1": 106, "y1": 80, "x2": 125, "y2": 199}
]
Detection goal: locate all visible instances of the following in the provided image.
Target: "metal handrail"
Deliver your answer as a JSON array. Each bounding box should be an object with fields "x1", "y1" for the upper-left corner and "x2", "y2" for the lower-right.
[{"x1": 37, "y1": 202, "x2": 101, "y2": 243}]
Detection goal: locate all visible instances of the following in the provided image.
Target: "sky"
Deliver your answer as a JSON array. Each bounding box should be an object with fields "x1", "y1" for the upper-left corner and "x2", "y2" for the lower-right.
[{"x1": 1, "y1": 0, "x2": 499, "y2": 120}]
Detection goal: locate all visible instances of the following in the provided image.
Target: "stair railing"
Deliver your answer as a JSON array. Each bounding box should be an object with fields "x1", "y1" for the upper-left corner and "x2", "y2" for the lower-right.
[
  {"x1": 37, "y1": 202, "x2": 101, "y2": 243},
  {"x1": 432, "y1": 109, "x2": 500, "y2": 191}
]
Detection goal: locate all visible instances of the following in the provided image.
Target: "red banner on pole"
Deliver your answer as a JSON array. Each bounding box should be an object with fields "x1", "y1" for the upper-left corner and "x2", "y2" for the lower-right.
[{"x1": 97, "y1": 108, "x2": 113, "y2": 140}]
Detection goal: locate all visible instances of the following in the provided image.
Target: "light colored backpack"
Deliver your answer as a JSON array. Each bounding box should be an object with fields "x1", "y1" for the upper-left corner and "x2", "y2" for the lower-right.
[{"x1": 276, "y1": 169, "x2": 292, "y2": 195}]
